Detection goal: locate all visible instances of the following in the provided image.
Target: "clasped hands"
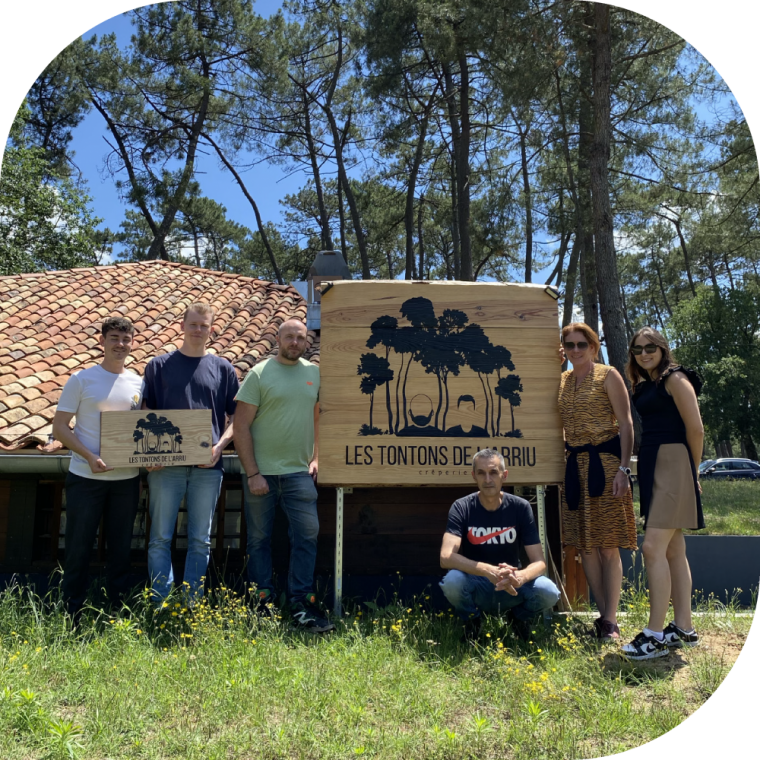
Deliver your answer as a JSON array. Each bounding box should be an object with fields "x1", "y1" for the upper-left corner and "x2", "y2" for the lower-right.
[{"x1": 487, "y1": 563, "x2": 523, "y2": 596}]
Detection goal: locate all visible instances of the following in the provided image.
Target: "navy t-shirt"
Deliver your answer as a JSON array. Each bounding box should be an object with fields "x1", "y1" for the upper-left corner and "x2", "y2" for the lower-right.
[
  {"x1": 143, "y1": 351, "x2": 239, "y2": 470},
  {"x1": 445, "y1": 492, "x2": 540, "y2": 567}
]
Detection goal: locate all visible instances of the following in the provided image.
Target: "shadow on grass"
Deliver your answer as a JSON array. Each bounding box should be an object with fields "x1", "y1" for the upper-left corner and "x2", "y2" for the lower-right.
[{"x1": 600, "y1": 650, "x2": 688, "y2": 684}]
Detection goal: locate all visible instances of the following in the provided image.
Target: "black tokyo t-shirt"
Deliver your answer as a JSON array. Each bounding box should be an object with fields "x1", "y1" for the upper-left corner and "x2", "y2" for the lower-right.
[{"x1": 445, "y1": 492, "x2": 540, "y2": 567}]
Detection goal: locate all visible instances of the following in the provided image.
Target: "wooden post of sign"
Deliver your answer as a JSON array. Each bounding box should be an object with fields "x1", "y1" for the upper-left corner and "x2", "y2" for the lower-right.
[
  {"x1": 334, "y1": 487, "x2": 344, "y2": 617},
  {"x1": 536, "y1": 484, "x2": 553, "y2": 621},
  {"x1": 536, "y1": 485, "x2": 548, "y2": 565}
]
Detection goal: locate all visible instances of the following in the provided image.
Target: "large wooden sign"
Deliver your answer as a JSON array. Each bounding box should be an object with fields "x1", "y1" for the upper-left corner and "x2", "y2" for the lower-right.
[
  {"x1": 319, "y1": 281, "x2": 565, "y2": 486},
  {"x1": 100, "y1": 410, "x2": 214, "y2": 467}
]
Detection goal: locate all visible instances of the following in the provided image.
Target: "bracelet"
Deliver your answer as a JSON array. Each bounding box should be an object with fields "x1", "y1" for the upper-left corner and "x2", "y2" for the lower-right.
[{"x1": 247, "y1": 472, "x2": 259, "y2": 478}]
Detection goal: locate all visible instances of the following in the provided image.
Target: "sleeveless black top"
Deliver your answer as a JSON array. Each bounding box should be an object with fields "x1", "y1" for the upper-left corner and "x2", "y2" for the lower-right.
[{"x1": 632, "y1": 366, "x2": 704, "y2": 529}]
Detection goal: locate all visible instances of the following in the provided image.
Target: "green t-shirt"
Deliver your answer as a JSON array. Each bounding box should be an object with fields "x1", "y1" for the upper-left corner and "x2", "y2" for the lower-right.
[{"x1": 236, "y1": 357, "x2": 320, "y2": 475}]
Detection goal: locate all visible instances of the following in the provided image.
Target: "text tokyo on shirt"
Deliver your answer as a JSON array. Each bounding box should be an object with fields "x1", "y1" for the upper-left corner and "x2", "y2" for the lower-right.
[{"x1": 445, "y1": 492, "x2": 540, "y2": 567}]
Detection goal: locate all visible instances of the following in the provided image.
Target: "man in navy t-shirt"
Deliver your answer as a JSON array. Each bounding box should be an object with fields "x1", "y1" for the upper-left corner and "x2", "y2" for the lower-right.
[
  {"x1": 440, "y1": 449, "x2": 560, "y2": 639},
  {"x1": 143, "y1": 303, "x2": 239, "y2": 603}
]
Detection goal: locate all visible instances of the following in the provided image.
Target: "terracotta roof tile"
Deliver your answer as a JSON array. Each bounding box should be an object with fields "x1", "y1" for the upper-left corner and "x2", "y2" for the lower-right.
[
  {"x1": 0, "y1": 261, "x2": 318, "y2": 450},
  {"x1": 25, "y1": 397, "x2": 50, "y2": 415},
  {"x1": 0, "y1": 423, "x2": 31, "y2": 439},
  {"x1": 1, "y1": 408, "x2": 28, "y2": 425},
  {"x1": 24, "y1": 415, "x2": 48, "y2": 431},
  {"x1": 3, "y1": 394, "x2": 26, "y2": 409}
]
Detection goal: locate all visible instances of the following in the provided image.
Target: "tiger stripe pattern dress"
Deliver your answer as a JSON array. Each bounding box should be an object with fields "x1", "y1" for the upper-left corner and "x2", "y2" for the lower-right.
[{"x1": 559, "y1": 363, "x2": 638, "y2": 552}]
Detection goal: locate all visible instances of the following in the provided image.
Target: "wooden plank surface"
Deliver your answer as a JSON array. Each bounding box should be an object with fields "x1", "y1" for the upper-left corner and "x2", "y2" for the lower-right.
[
  {"x1": 100, "y1": 410, "x2": 214, "y2": 468},
  {"x1": 319, "y1": 280, "x2": 564, "y2": 487},
  {"x1": 319, "y1": 329, "x2": 562, "y2": 377},
  {"x1": 321, "y1": 280, "x2": 558, "y2": 328}
]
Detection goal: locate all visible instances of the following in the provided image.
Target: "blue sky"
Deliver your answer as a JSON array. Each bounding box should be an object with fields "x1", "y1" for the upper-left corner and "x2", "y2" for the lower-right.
[
  {"x1": 67, "y1": 0, "x2": 302, "y2": 246},
  {"x1": 3, "y1": 0, "x2": 759, "y2": 281}
]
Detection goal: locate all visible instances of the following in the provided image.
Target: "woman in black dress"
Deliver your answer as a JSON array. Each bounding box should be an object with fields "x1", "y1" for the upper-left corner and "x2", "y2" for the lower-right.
[{"x1": 621, "y1": 327, "x2": 704, "y2": 661}]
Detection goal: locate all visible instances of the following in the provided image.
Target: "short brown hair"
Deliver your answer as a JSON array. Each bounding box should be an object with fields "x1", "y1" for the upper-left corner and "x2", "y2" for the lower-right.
[
  {"x1": 625, "y1": 326, "x2": 676, "y2": 387},
  {"x1": 561, "y1": 322, "x2": 601, "y2": 355},
  {"x1": 183, "y1": 302, "x2": 215, "y2": 321},
  {"x1": 101, "y1": 316, "x2": 134, "y2": 337}
]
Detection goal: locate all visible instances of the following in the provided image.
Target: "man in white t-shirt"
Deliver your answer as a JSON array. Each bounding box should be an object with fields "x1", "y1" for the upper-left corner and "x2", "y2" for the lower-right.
[{"x1": 53, "y1": 316, "x2": 144, "y2": 619}]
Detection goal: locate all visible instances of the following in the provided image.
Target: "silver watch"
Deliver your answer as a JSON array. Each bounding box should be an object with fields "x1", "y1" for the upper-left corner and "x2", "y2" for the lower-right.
[{"x1": 618, "y1": 465, "x2": 632, "y2": 476}]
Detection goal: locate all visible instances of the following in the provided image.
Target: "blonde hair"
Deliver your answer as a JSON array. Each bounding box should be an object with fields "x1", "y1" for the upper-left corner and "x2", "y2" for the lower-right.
[
  {"x1": 561, "y1": 322, "x2": 601, "y2": 355},
  {"x1": 183, "y1": 302, "x2": 215, "y2": 321}
]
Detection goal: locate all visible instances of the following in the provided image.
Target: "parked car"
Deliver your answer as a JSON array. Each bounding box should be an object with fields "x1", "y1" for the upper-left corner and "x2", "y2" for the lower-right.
[{"x1": 699, "y1": 458, "x2": 760, "y2": 480}]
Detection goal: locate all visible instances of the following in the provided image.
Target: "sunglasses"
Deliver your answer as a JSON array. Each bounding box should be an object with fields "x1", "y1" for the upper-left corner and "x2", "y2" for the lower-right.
[
  {"x1": 563, "y1": 341, "x2": 589, "y2": 350},
  {"x1": 630, "y1": 344, "x2": 659, "y2": 355}
]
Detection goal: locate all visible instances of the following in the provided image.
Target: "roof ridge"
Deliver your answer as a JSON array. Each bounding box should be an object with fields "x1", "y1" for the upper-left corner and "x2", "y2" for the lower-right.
[{"x1": 0, "y1": 260, "x2": 289, "y2": 289}]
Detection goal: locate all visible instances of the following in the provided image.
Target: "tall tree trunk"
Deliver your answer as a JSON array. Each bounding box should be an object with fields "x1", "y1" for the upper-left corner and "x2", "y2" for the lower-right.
[
  {"x1": 147, "y1": 77, "x2": 211, "y2": 260},
  {"x1": 590, "y1": 4, "x2": 629, "y2": 376},
  {"x1": 315, "y1": 26, "x2": 370, "y2": 278},
  {"x1": 202, "y1": 132, "x2": 283, "y2": 284},
  {"x1": 517, "y1": 119, "x2": 533, "y2": 283},
  {"x1": 671, "y1": 216, "x2": 696, "y2": 297},
  {"x1": 404, "y1": 108, "x2": 431, "y2": 279},
  {"x1": 442, "y1": 62, "x2": 461, "y2": 279},
  {"x1": 338, "y1": 178, "x2": 347, "y2": 260},
  {"x1": 418, "y1": 194, "x2": 425, "y2": 278},
  {"x1": 741, "y1": 434, "x2": 758, "y2": 462},
  {"x1": 562, "y1": 235, "x2": 581, "y2": 328},
  {"x1": 87, "y1": 93, "x2": 168, "y2": 260},
  {"x1": 192, "y1": 227, "x2": 201, "y2": 267},
  {"x1": 652, "y1": 252, "x2": 673, "y2": 316},
  {"x1": 302, "y1": 89, "x2": 334, "y2": 251},
  {"x1": 723, "y1": 252, "x2": 735, "y2": 289},
  {"x1": 329, "y1": 116, "x2": 370, "y2": 279},
  {"x1": 578, "y1": 4, "x2": 599, "y2": 334},
  {"x1": 456, "y1": 53, "x2": 473, "y2": 280}
]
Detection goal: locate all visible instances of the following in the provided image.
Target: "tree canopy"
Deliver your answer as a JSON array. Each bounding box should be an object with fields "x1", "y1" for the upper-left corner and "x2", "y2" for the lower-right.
[{"x1": 3, "y1": 0, "x2": 759, "y2": 456}]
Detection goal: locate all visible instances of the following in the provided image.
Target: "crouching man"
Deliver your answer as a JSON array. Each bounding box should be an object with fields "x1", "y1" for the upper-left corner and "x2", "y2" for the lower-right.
[{"x1": 440, "y1": 449, "x2": 560, "y2": 639}]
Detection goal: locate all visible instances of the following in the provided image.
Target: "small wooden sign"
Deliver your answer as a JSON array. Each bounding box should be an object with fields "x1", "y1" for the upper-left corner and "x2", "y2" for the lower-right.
[
  {"x1": 100, "y1": 410, "x2": 214, "y2": 468},
  {"x1": 319, "y1": 280, "x2": 565, "y2": 486}
]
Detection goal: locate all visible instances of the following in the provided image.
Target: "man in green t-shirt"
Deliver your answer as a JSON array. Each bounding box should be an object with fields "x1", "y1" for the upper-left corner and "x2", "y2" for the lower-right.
[{"x1": 234, "y1": 319, "x2": 333, "y2": 632}]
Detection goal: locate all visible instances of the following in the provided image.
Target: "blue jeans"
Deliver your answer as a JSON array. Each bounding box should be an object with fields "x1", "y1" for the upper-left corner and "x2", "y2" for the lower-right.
[
  {"x1": 147, "y1": 467, "x2": 223, "y2": 601},
  {"x1": 440, "y1": 569, "x2": 560, "y2": 621},
  {"x1": 242, "y1": 471, "x2": 319, "y2": 604}
]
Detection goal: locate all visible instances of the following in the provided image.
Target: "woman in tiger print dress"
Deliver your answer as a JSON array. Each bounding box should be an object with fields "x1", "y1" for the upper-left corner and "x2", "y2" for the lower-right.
[{"x1": 559, "y1": 323, "x2": 637, "y2": 639}]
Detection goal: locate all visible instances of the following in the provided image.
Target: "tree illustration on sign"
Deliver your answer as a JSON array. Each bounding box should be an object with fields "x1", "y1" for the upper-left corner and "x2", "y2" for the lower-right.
[
  {"x1": 132, "y1": 412, "x2": 184, "y2": 453},
  {"x1": 359, "y1": 297, "x2": 523, "y2": 437},
  {"x1": 495, "y1": 374, "x2": 524, "y2": 437},
  {"x1": 357, "y1": 353, "x2": 394, "y2": 435}
]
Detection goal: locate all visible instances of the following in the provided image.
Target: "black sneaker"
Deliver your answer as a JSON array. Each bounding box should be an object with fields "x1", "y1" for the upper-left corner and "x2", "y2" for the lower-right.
[
  {"x1": 461, "y1": 615, "x2": 483, "y2": 642},
  {"x1": 621, "y1": 631, "x2": 668, "y2": 661},
  {"x1": 663, "y1": 622, "x2": 700, "y2": 648},
  {"x1": 255, "y1": 589, "x2": 275, "y2": 619},
  {"x1": 290, "y1": 594, "x2": 335, "y2": 633}
]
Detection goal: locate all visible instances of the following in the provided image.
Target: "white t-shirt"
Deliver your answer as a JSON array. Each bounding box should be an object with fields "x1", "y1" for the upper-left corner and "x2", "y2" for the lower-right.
[{"x1": 57, "y1": 365, "x2": 144, "y2": 480}]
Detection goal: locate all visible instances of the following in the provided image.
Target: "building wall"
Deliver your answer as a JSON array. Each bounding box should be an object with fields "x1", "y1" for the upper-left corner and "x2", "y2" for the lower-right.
[{"x1": 1, "y1": 475, "x2": 565, "y2": 594}]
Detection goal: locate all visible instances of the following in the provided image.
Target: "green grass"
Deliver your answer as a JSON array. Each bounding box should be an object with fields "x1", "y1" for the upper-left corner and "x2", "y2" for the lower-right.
[
  {"x1": 632, "y1": 479, "x2": 760, "y2": 535},
  {"x1": 0, "y1": 582, "x2": 753, "y2": 759}
]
